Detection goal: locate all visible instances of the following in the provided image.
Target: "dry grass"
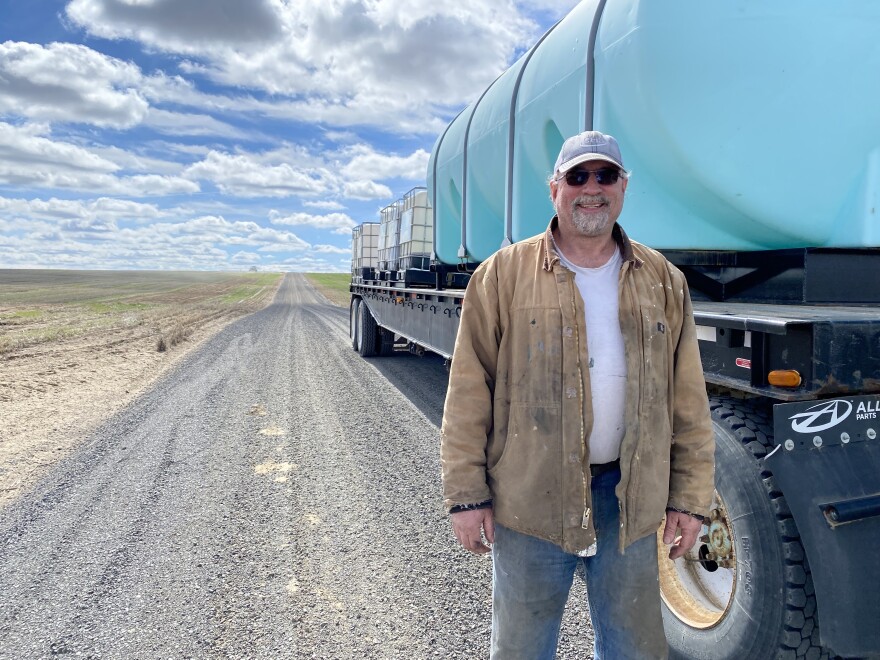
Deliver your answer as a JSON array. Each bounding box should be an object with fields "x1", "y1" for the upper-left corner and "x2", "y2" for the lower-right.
[
  {"x1": 305, "y1": 273, "x2": 350, "y2": 307},
  {"x1": 0, "y1": 269, "x2": 283, "y2": 355}
]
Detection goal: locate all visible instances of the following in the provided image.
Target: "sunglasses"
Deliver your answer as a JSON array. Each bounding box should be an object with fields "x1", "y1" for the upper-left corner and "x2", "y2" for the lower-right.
[{"x1": 562, "y1": 167, "x2": 621, "y2": 187}]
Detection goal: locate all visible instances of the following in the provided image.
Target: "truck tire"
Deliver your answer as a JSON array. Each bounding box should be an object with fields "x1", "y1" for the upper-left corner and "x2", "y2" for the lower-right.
[
  {"x1": 660, "y1": 397, "x2": 826, "y2": 660},
  {"x1": 356, "y1": 300, "x2": 378, "y2": 357},
  {"x1": 350, "y1": 298, "x2": 361, "y2": 351}
]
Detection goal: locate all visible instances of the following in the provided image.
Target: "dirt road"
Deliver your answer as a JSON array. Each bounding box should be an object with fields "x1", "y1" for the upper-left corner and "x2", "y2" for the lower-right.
[{"x1": 0, "y1": 274, "x2": 592, "y2": 658}]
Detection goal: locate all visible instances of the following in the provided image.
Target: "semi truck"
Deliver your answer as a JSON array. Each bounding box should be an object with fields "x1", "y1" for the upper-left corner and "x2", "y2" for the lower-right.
[{"x1": 349, "y1": 2, "x2": 880, "y2": 658}]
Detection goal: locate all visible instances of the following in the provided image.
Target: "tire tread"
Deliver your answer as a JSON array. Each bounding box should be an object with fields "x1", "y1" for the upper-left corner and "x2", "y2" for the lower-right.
[{"x1": 710, "y1": 397, "x2": 830, "y2": 659}]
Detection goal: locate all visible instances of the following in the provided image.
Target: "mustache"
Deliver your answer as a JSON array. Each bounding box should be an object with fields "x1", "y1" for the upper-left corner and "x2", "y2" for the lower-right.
[{"x1": 572, "y1": 195, "x2": 609, "y2": 206}]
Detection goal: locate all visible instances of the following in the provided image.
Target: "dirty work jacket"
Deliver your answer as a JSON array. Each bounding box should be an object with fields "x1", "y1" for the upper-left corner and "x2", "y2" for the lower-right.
[{"x1": 440, "y1": 220, "x2": 715, "y2": 553}]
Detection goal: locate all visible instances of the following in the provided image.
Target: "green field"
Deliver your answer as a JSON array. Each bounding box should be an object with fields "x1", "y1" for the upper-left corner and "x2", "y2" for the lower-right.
[
  {"x1": 305, "y1": 273, "x2": 351, "y2": 307},
  {"x1": 0, "y1": 269, "x2": 283, "y2": 354}
]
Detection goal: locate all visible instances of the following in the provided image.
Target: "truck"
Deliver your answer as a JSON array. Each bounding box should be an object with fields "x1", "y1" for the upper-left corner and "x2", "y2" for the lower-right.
[{"x1": 349, "y1": 2, "x2": 880, "y2": 658}]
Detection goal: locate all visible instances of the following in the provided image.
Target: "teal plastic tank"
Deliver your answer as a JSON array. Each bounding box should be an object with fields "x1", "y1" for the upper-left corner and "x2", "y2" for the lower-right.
[
  {"x1": 430, "y1": 107, "x2": 472, "y2": 264},
  {"x1": 510, "y1": 0, "x2": 601, "y2": 242},
  {"x1": 428, "y1": 0, "x2": 880, "y2": 261},
  {"x1": 464, "y1": 57, "x2": 525, "y2": 262},
  {"x1": 595, "y1": 0, "x2": 880, "y2": 249}
]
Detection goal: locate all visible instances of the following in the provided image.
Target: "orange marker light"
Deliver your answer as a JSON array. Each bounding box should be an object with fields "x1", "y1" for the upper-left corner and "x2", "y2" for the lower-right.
[{"x1": 768, "y1": 370, "x2": 802, "y2": 388}]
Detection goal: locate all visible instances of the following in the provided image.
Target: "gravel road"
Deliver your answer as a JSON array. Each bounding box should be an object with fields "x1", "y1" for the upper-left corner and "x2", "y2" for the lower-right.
[{"x1": 0, "y1": 274, "x2": 593, "y2": 659}]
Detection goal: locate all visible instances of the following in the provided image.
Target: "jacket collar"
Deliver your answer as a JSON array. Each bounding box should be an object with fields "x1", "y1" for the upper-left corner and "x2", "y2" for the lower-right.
[{"x1": 541, "y1": 217, "x2": 642, "y2": 272}]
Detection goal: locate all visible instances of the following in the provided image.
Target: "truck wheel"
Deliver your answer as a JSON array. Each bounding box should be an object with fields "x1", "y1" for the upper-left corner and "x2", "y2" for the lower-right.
[
  {"x1": 660, "y1": 397, "x2": 826, "y2": 660},
  {"x1": 350, "y1": 298, "x2": 360, "y2": 351},
  {"x1": 356, "y1": 300, "x2": 378, "y2": 357}
]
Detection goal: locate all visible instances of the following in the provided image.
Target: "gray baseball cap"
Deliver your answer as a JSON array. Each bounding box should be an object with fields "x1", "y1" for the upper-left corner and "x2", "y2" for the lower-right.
[{"x1": 554, "y1": 130, "x2": 625, "y2": 174}]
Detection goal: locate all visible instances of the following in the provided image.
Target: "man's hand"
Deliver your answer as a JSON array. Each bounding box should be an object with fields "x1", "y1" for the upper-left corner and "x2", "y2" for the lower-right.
[
  {"x1": 451, "y1": 507, "x2": 495, "y2": 554},
  {"x1": 663, "y1": 510, "x2": 704, "y2": 560}
]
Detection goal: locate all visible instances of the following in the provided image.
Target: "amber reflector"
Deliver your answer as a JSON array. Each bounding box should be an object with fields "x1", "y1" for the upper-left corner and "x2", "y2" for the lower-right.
[{"x1": 768, "y1": 370, "x2": 802, "y2": 388}]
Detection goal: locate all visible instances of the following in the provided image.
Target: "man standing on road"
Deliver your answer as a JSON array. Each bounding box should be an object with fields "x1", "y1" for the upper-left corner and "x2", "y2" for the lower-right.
[{"x1": 440, "y1": 131, "x2": 715, "y2": 659}]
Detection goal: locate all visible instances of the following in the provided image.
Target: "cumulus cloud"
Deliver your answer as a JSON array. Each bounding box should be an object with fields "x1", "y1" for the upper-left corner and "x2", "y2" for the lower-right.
[
  {"x1": 312, "y1": 244, "x2": 350, "y2": 254},
  {"x1": 64, "y1": 0, "x2": 538, "y2": 133},
  {"x1": 304, "y1": 200, "x2": 346, "y2": 211},
  {"x1": 231, "y1": 250, "x2": 262, "y2": 264},
  {"x1": 0, "y1": 122, "x2": 199, "y2": 195},
  {"x1": 0, "y1": 41, "x2": 148, "y2": 128},
  {"x1": 341, "y1": 146, "x2": 429, "y2": 181},
  {"x1": 0, "y1": 195, "x2": 163, "y2": 222},
  {"x1": 65, "y1": 0, "x2": 284, "y2": 51},
  {"x1": 184, "y1": 150, "x2": 330, "y2": 198},
  {"x1": 143, "y1": 108, "x2": 253, "y2": 139},
  {"x1": 268, "y1": 210, "x2": 355, "y2": 231},
  {"x1": 182, "y1": 143, "x2": 421, "y2": 202},
  {"x1": 0, "y1": 41, "x2": 265, "y2": 139},
  {"x1": 343, "y1": 180, "x2": 392, "y2": 201},
  {"x1": 0, "y1": 207, "x2": 321, "y2": 270}
]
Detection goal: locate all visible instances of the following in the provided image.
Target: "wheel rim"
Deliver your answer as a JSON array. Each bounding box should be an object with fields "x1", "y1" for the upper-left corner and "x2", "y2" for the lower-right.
[
  {"x1": 658, "y1": 490, "x2": 736, "y2": 629},
  {"x1": 350, "y1": 300, "x2": 360, "y2": 348}
]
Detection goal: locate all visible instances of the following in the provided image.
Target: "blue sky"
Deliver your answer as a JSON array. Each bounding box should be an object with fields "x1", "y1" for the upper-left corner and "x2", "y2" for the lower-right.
[{"x1": 0, "y1": 0, "x2": 577, "y2": 272}]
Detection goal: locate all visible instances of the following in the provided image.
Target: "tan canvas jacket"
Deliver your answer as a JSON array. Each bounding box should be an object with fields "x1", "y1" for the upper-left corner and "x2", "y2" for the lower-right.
[{"x1": 440, "y1": 220, "x2": 715, "y2": 553}]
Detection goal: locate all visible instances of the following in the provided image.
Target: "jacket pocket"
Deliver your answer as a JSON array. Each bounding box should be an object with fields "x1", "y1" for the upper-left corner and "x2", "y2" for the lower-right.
[
  {"x1": 489, "y1": 403, "x2": 563, "y2": 530},
  {"x1": 640, "y1": 305, "x2": 670, "y2": 403}
]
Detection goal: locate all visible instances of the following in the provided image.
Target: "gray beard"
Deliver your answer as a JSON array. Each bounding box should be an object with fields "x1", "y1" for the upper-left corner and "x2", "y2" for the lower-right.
[{"x1": 563, "y1": 196, "x2": 611, "y2": 237}]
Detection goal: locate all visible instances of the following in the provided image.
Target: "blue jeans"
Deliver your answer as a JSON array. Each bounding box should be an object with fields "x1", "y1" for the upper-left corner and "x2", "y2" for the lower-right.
[{"x1": 490, "y1": 467, "x2": 668, "y2": 659}]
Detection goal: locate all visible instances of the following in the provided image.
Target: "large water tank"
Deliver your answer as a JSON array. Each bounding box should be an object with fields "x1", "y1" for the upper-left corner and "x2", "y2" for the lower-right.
[{"x1": 428, "y1": 0, "x2": 880, "y2": 262}]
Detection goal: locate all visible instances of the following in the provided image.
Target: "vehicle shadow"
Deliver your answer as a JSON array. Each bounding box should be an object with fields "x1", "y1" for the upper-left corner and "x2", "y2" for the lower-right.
[{"x1": 365, "y1": 349, "x2": 448, "y2": 428}]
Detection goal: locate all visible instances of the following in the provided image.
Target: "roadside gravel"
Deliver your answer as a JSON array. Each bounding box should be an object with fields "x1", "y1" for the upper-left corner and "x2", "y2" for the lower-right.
[{"x1": 0, "y1": 273, "x2": 594, "y2": 658}]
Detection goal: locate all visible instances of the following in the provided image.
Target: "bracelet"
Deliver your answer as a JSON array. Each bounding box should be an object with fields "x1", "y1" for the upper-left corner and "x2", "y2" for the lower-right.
[
  {"x1": 666, "y1": 505, "x2": 705, "y2": 521},
  {"x1": 449, "y1": 500, "x2": 493, "y2": 515}
]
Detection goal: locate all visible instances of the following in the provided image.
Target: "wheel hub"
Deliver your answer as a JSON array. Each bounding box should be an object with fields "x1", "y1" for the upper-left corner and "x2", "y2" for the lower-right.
[{"x1": 658, "y1": 490, "x2": 736, "y2": 629}]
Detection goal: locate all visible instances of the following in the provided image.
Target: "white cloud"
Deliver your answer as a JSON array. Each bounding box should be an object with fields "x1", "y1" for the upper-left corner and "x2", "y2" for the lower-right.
[
  {"x1": 143, "y1": 108, "x2": 253, "y2": 139},
  {"x1": 231, "y1": 250, "x2": 262, "y2": 264},
  {"x1": 0, "y1": 42, "x2": 269, "y2": 140},
  {"x1": 0, "y1": 41, "x2": 148, "y2": 129},
  {"x1": 184, "y1": 150, "x2": 330, "y2": 198},
  {"x1": 313, "y1": 244, "x2": 350, "y2": 254},
  {"x1": 341, "y1": 146, "x2": 429, "y2": 181},
  {"x1": 0, "y1": 195, "x2": 162, "y2": 222},
  {"x1": 0, "y1": 122, "x2": 117, "y2": 172},
  {"x1": 64, "y1": 0, "x2": 538, "y2": 134},
  {"x1": 0, "y1": 122, "x2": 198, "y2": 195},
  {"x1": 343, "y1": 180, "x2": 392, "y2": 201},
  {"x1": 268, "y1": 210, "x2": 355, "y2": 231},
  {"x1": 0, "y1": 209, "x2": 316, "y2": 270},
  {"x1": 65, "y1": 0, "x2": 284, "y2": 52},
  {"x1": 304, "y1": 200, "x2": 346, "y2": 211}
]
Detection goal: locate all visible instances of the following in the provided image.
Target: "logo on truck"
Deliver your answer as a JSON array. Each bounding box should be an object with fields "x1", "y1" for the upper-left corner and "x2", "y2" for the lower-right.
[{"x1": 789, "y1": 399, "x2": 853, "y2": 433}]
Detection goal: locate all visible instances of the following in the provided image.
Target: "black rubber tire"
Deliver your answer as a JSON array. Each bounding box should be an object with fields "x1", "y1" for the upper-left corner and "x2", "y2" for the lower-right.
[
  {"x1": 356, "y1": 300, "x2": 378, "y2": 357},
  {"x1": 349, "y1": 298, "x2": 360, "y2": 351},
  {"x1": 664, "y1": 396, "x2": 827, "y2": 660}
]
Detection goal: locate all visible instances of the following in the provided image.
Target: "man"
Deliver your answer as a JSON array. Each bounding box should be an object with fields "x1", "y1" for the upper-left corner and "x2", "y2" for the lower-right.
[{"x1": 440, "y1": 131, "x2": 715, "y2": 659}]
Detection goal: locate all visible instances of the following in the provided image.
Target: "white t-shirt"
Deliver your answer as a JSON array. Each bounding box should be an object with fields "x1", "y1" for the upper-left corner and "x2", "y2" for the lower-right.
[{"x1": 556, "y1": 246, "x2": 627, "y2": 464}]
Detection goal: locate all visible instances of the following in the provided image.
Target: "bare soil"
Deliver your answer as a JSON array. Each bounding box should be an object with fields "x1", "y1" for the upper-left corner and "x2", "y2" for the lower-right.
[{"x1": 0, "y1": 272, "x2": 284, "y2": 510}]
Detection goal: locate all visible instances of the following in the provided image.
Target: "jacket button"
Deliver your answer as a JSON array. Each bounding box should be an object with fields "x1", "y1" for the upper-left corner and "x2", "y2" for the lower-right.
[
  {"x1": 568, "y1": 453, "x2": 579, "y2": 464},
  {"x1": 563, "y1": 327, "x2": 573, "y2": 337},
  {"x1": 565, "y1": 387, "x2": 576, "y2": 399}
]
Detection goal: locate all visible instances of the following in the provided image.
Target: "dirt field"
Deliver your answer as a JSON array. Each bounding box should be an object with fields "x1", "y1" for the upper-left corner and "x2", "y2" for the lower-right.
[{"x1": 0, "y1": 269, "x2": 284, "y2": 509}]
